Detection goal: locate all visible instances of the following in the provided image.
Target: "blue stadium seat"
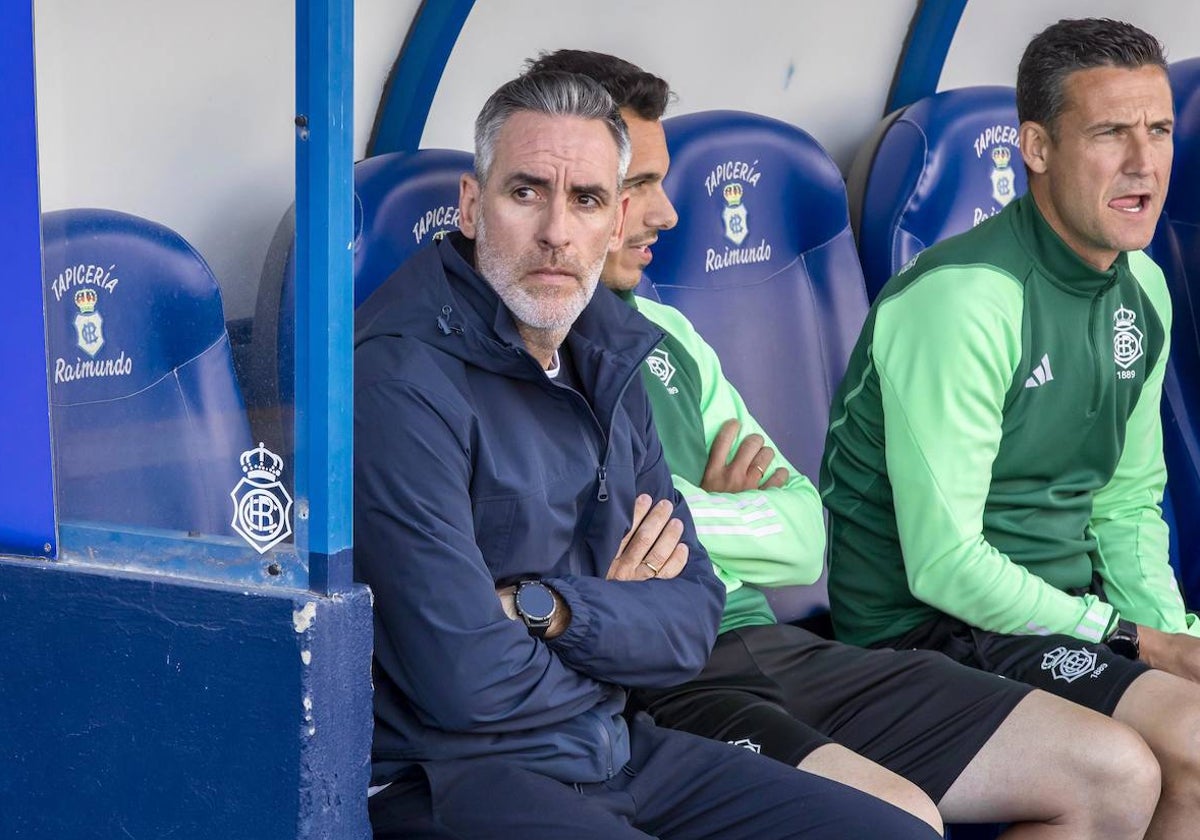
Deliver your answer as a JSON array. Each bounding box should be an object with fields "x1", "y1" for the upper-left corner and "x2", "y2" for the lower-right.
[
  {"x1": 249, "y1": 148, "x2": 473, "y2": 466},
  {"x1": 42, "y1": 208, "x2": 253, "y2": 537},
  {"x1": 848, "y1": 86, "x2": 1026, "y2": 299},
  {"x1": 646, "y1": 110, "x2": 871, "y2": 620},
  {"x1": 1166, "y1": 58, "x2": 1200, "y2": 276},
  {"x1": 1157, "y1": 57, "x2": 1200, "y2": 605}
]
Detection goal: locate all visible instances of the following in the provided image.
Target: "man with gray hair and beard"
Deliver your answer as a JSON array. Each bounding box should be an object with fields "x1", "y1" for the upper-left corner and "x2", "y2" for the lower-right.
[{"x1": 353, "y1": 71, "x2": 939, "y2": 839}]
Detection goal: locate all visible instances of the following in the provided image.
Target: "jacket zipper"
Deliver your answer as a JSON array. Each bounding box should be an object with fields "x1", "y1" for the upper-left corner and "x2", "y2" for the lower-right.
[
  {"x1": 1087, "y1": 293, "x2": 1103, "y2": 417},
  {"x1": 515, "y1": 330, "x2": 662, "y2": 567}
]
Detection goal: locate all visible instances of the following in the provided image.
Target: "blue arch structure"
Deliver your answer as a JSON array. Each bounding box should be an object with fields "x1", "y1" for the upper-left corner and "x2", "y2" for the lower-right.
[
  {"x1": 367, "y1": 0, "x2": 966, "y2": 160},
  {"x1": 367, "y1": 0, "x2": 475, "y2": 157},
  {"x1": 886, "y1": 0, "x2": 969, "y2": 114}
]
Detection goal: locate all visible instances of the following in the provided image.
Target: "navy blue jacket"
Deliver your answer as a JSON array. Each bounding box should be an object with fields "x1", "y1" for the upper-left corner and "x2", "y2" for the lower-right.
[{"x1": 353, "y1": 234, "x2": 724, "y2": 786}]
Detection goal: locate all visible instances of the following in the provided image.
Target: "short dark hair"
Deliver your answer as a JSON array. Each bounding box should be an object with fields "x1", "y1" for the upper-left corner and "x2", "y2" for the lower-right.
[
  {"x1": 473, "y1": 70, "x2": 631, "y2": 186},
  {"x1": 525, "y1": 50, "x2": 673, "y2": 121},
  {"x1": 1017, "y1": 18, "x2": 1167, "y2": 137}
]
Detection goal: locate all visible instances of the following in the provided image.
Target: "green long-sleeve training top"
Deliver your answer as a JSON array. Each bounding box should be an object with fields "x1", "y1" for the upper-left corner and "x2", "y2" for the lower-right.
[
  {"x1": 621, "y1": 291, "x2": 827, "y2": 635},
  {"x1": 821, "y1": 193, "x2": 1198, "y2": 648}
]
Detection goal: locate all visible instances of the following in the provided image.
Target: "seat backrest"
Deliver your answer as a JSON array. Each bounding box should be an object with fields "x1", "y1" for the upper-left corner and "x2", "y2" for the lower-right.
[
  {"x1": 1158, "y1": 57, "x2": 1200, "y2": 606},
  {"x1": 646, "y1": 110, "x2": 871, "y2": 619},
  {"x1": 249, "y1": 148, "x2": 473, "y2": 464},
  {"x1": 42, "y1": 208, "x2": 253, "y2": 536},
  {"x1": 848, "y1": 86, "x2": 1026, "y2": 298},
  {"x1": 1167, "y1": 57, "x2": 1200, "y2": 261}
]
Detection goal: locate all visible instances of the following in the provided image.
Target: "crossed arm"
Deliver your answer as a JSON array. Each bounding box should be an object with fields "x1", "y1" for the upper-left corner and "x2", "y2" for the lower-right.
[{"x1": 355, "y1": 362, "x2": 723, "y2": 734}]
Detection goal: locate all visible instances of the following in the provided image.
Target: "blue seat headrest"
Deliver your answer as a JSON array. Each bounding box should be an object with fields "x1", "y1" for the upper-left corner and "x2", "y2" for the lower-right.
[
  {"x1": 250, "y1": 149, "x2": 473, "y2": 470},
  {"x1": 852, "y1": 86, "x2": 1026, "y2": 298},
  {"x1": 42, "y1": 208, "x2": 253, "y2": 537},
  {"x1": 1167, "y1": 58, "x2": 1200, "y2": 232},
  {"x1": 649, "y1": 110, "x2": 868, "y2": 483},
  {"x1": 44, "y1": 209, "x2": 231, "y2": 401},
  {"x1": 351, "y1": 149, "x2": 475, "y2": 307},
  {"x1": 645, "y1": 110, "x2": 871, "y2": 622},
  {"x1": 1158, "y1": 58, "x2": 1200, "y2": 606}
]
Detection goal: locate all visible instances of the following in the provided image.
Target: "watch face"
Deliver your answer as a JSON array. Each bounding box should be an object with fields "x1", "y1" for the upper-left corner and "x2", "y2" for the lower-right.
[
  {"x1": 1106, "y1": 621, "x2": 1140, "y2": 660},
  {"x1": 517, "y1": 582, "x2": 555, "y2": 622},
  {"x1": 1107, "y1": 634, "x2": 1139, "y2": 660}
]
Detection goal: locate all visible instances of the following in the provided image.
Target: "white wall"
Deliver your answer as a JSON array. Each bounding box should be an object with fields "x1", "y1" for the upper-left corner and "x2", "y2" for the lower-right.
[
  {"x1": 32, "y1": 1, "x2": 1200, "y2": 323},
  {"x1": 422, "y1": 0, "x2": 919, "y2": 171},
  {"x1": 34, "y1": 0, "x2": 421, "y2": 321},
  {"x1": 942, "y1": 0, "x2": 1200, "y2": 90}
]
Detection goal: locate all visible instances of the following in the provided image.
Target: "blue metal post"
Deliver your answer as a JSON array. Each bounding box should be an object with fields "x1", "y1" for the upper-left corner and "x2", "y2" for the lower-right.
[
  {"x1": 366, "y1": 0, "x2": 474, "y2": 157},
  {"x1": 886, "y1": 0, "x2": 968, "y2": 114},
  {"x1": 0, "y1": 0, "x2": 56, "y2": 558},
  {"x1": 295, "y1": 0, "x2": 354, "y2": 594}
]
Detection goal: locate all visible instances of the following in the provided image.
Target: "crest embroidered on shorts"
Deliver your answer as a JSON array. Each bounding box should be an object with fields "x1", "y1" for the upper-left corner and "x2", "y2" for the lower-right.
[{"x1": 1040, "y1": 646, "x2": 1098, "y2": 683}]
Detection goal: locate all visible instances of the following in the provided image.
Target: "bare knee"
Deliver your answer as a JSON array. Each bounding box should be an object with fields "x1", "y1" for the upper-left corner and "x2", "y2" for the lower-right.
[
  {"x1": 1015, "y1": 695, "x2": 1159, "y2": 838},
  {"x1": 1155, "y1": 706, "x2": 1200, "y2": 798},
  {"x1": 883, "y1": 777, "x2": 944, "y2": 837},
  {"x1": 1082, "y1": 720, "x2": 1161, "y2": 836}
]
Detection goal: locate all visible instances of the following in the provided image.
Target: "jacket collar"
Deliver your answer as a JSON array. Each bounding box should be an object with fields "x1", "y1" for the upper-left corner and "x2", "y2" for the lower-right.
[
  {"x1": 354, "y1": 233, "x2": 664, "y2": 405},
  {"x1": 1012, "y1": 193, "x2": 1129, "y2": 297}
]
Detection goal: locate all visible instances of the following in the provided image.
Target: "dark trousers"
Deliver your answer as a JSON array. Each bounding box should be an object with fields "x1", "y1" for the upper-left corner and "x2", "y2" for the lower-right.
[{"x1": 369, "y1": 713, "x2": 939, "y2": 839}]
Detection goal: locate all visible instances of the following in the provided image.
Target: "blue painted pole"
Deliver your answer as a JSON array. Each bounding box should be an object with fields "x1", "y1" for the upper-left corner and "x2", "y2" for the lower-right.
[
  {"x1": 0, "y1": 0, "x2": 56, "y2": 558},
  {"x1": 295, "y1": 0, "x2": 354, "y2": 594},
  {"x1": 367, "y1": 0, "x2": 474, "y2": 157},
  {"x1": 886, "y1": 0, "x2": 968, "y2": 114}
]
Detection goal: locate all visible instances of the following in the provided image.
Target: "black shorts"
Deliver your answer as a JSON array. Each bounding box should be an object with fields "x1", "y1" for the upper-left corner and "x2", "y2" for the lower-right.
[
  {"x1": 879, "y1": 614, "x2": 1150, "y2": 716},
  {"x1": 630, "y1": 623, "x2": 1031, "y2": 802}
]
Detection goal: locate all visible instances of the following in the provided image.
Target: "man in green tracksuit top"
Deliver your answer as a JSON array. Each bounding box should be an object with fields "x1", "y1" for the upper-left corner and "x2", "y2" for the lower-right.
[
  {"x1": 528, "y1": 47, "x2": 1163, "y2": 839},
  {"x1": 823, "y1": 18, "x2": 1200, "y2": 836}
]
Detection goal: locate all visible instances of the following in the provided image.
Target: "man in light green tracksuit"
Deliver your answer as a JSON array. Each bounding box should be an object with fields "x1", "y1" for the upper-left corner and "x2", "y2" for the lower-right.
[
  {"x1": 823, "y1": 18, "x2": 1200, "y2": 837},
  {"x1": 529, "y1": 47, "x2": 1165, "y2": 839}
]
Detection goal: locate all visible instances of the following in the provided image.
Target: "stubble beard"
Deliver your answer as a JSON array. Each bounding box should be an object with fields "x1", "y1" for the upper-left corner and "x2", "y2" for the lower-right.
[{"x1": 475, "y1": 213, "x2": 605, "y2": 333}]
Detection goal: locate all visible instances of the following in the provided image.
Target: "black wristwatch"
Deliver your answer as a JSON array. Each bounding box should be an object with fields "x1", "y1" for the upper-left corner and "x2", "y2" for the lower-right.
[
  {"x1": 1105, "y1": 618, "x2": 1141, "y2": 660},
  {"x1": 514, "y1": 580, "x2": 556, "y2": 638}
]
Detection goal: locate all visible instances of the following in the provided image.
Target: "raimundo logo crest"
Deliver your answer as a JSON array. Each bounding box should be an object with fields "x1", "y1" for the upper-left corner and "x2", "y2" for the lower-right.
[
  {"x1": 72, "y1": 288, "x2": 104, "y2": 357},
  {"x1": 970, "y1": 124, "x2": 1020, "y2": 226},
  {"x1": 989, "y1": 145, "x2": 1016, "y2": 208},
  {"x1": 721, "y1": 182, "x2": 749, "y2": 246},
  {"x1": 703, "y1": 160, "x2": 772, "y2": 274},
  {"x1": 53, "y1": 263, "x2": 134, "y2": 384}
]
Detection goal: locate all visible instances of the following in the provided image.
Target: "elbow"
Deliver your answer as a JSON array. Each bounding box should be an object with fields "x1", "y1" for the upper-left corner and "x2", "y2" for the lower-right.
[
  {"x1": 906, "y1": 556, "x2": 949, "y2": 611},
  {"x1": 421, "y1": 692, "x2": 493, "y2": 732},
  {"x1": 415, "y1": 673, "x2": 531, "y2": 732},
  {"x1": 642, "y1": 637, "x2": 715, "y2": 688},
  {"x1": 670, "y1": 592, "x2": 723, "y2": 681}
]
